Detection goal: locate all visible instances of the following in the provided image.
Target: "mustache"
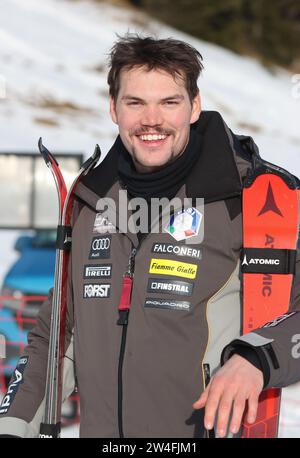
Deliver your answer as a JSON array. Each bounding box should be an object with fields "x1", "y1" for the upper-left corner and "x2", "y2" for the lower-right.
[{"x1": 131, "y1": 127, "x2": 174, "y2": 136}]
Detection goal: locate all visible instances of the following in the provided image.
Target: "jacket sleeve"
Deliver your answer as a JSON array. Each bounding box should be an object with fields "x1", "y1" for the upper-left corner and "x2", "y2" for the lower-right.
[
  {"x1": 0, "y1": 258, "x2": 75, "y2": 437},
  {"x1": 222, "y1": 246, "x2": 300, "y2": 389}
]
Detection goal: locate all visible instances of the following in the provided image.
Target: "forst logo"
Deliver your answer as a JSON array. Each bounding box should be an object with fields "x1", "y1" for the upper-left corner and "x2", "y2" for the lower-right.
[{"x1": 83, "y1": 284, "x2": 111, "y2": 298}]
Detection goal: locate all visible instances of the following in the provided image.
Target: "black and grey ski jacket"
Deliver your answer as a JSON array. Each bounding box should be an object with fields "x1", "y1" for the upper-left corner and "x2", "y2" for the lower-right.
[{"x1": 0, "y1": 111, "x2": 299, "y2": 438}]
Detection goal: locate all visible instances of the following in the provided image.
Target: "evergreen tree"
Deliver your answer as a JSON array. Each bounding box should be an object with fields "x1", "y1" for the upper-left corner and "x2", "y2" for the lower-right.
[{"x1": 133, "y1": 0, "x2": 300, "y2": 69}]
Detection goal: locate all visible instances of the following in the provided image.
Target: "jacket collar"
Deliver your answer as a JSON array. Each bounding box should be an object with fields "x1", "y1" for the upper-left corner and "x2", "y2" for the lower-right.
[{"x1": 75, "y1": 111, "x2": 247, "y2": 207}]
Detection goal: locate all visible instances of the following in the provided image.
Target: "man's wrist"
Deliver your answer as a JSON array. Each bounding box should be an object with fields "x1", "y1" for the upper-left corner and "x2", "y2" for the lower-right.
[{"x1": 221, "y1": 341, "x2": 270, "y2": 388}]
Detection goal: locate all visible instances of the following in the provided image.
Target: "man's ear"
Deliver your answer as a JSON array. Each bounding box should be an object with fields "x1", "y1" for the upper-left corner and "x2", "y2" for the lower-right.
[
  {"x1": 190, "y1": 91, "x2": 201, "y2": 124},
  {"x1": 109, "y1": 96, "x2": 118, "y2": 125}
]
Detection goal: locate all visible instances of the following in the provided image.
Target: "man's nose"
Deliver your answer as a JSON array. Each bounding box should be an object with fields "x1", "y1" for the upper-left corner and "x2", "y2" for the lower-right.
[{"x1": 141, "y1": 105, "x2": 163, "y2": 126}]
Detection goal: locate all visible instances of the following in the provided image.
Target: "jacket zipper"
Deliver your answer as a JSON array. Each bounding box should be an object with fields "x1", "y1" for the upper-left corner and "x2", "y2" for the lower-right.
[{"x1": 117, "y1": 247, "x2": 137, "y2": 438}]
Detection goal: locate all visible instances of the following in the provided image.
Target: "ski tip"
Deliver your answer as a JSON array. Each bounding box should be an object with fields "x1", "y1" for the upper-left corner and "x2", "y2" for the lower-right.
[
  {"x1": 81, "y1": 144, "x2": 101, "y2": 173},
  {"x1": 93, "y1": 144, "x2": 101, "y2": 160},
  {"x1": 38, "y1": 138, "x2": 58, "y2": 166},
  {"x1": 38, "y1": 137, "x2": 50, "y2": 162}
]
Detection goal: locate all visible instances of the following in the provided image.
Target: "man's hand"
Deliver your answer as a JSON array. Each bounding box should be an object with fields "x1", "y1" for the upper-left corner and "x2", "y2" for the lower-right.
[{"x1": 193, "y1": 354, "x2": 264, "y2": 437}]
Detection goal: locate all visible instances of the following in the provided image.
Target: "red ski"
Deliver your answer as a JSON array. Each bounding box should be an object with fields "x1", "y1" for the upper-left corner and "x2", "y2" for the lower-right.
[
  {"x1": 241, "y1": 162, "x2": 299, "y2": 438},
  {"x1": 38, "y1": 139, "x2": 100, "y2": 438}
]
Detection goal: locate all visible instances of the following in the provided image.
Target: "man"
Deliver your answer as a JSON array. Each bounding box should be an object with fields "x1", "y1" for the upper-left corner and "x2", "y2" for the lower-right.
[{"x1": 0, "y1": 34, "x2": 299, "y2": 438}]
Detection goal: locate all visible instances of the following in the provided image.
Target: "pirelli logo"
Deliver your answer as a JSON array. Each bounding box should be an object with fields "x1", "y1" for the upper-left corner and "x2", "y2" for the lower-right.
[
  {"x1": 84, "y1": 264, "x2": 112, "y2": 279},
  {"x1": 149, "y1": 258, "x2": 198, "y2": 279}
]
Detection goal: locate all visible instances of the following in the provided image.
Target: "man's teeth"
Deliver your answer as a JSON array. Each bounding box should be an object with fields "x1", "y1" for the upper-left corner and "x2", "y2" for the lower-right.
[{"x1": 140, "y1": 134, "x2": 167, "y2": 141}]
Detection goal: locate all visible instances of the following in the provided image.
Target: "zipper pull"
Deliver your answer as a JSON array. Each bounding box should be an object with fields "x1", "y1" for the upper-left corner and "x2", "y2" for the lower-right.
[{"x1": 117, "y1": 248, "x2": 137, "y2": 326}]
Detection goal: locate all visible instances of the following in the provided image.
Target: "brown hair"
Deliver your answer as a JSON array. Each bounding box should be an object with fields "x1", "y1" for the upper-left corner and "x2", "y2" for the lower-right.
[{"x1": 107, "y1": 34, "x2": 204, "y2": 103}]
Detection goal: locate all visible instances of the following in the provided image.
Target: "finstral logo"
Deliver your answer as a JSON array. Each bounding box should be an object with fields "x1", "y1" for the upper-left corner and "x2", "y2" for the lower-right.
[{"x1": 242, "y1": 254, "x2": 280, "y2": 266}]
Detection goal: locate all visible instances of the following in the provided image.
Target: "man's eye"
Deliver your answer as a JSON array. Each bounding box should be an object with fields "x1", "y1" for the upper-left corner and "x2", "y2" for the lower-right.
[
  {"x1": 127, "y1": 101, "x2": 141, "y2": 106},
  {"x1": 164, "y1": 101, "x2": 179, "y2": 105}
]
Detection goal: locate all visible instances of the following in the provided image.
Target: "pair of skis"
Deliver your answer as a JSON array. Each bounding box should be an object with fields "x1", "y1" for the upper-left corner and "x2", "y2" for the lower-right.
[{"x1": 38, "y1": 139, "x2": 100, "y2": 438}]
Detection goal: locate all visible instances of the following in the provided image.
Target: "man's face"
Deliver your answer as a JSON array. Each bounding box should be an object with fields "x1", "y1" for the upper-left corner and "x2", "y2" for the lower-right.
[{"x1": 110, "y1": 66, "x2": 201, "y2": 173}]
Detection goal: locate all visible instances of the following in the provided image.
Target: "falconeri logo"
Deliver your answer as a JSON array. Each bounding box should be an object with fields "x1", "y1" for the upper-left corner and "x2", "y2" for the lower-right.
[
  {"x1": 83, "y1": 284, "x2": 111, "y2": 298},
  {"x1": 89, "y1": 236, "x2": 111, "y2": 259},
  {"x1": 151, "y1": 243, "x2": 201, "y2": 260},
  {"x1": 149, "y1": 258, "x2": 198, "y2": 279}
]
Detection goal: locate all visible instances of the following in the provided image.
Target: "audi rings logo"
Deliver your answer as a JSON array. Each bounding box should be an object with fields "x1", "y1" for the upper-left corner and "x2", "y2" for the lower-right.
[
  {"x1": 92, "y1": 238, "x2": 111, "y2": 251},
  {"x1": 89, "y1": 235, "x2": 111, "y2": 259}
]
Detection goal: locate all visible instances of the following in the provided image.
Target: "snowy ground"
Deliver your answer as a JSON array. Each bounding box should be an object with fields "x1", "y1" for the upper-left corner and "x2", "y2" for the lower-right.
[{"x1": 0, "y1": 0, "x2": 299, "y2": 438}]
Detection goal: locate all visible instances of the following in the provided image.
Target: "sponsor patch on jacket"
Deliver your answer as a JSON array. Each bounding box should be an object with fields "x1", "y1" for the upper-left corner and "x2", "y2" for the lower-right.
[
  {"x1": 147, "y1": 278, "x2": 194, "y2": 296},
  {"x1": 151, "y1": 243, "x2": 201, "y2": 260},
  {"x1": 0, "y1": 357, "x2": 28, "y2": 415},
  {"x1": 83, "y1": 283, "x2": 111, "y2": 298},
  {"x1": 84, "y1": 264, "x2": 112, "y2": 279},
  {"x1": 149, "y1": 258, "x2": 197, "y2": 279},
  {"x1": 145, "y1": 298, "x2": 191, "y2": 311},
  {"x1": 93, "y1": 213, "x2": 116, "y2": 234},
  {"x1": 262, "y1": 311, "x2": 297, "y2": 328},
  {"x1": 164, "y1": 207, "x2": 202, "y2": 241},
  {"x1": 89, "y1": 236, "x2": 111, "y2": 259}
]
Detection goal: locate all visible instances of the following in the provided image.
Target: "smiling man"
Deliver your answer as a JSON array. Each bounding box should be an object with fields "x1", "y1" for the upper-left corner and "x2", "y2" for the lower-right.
[
  {"x1": 0, "y1": 34, "x2": 299, "y2": 439},
  {"x1": 110, "y1": 66, "x2": 201, "y2": 172}
]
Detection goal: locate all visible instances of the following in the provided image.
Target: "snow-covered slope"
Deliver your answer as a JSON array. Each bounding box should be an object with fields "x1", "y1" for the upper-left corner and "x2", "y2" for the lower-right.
[
  {"x1": 0, "y1": 0, "x2": 299, "y2": 168},
  {"x1": 0, "y1": 0, "x2": 299, "y2": 438}
]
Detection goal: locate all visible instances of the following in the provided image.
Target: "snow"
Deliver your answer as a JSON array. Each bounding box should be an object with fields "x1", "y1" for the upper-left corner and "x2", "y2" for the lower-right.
[{"x1": 0, "y1": 0, "x2": 299, "y2": 438}]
